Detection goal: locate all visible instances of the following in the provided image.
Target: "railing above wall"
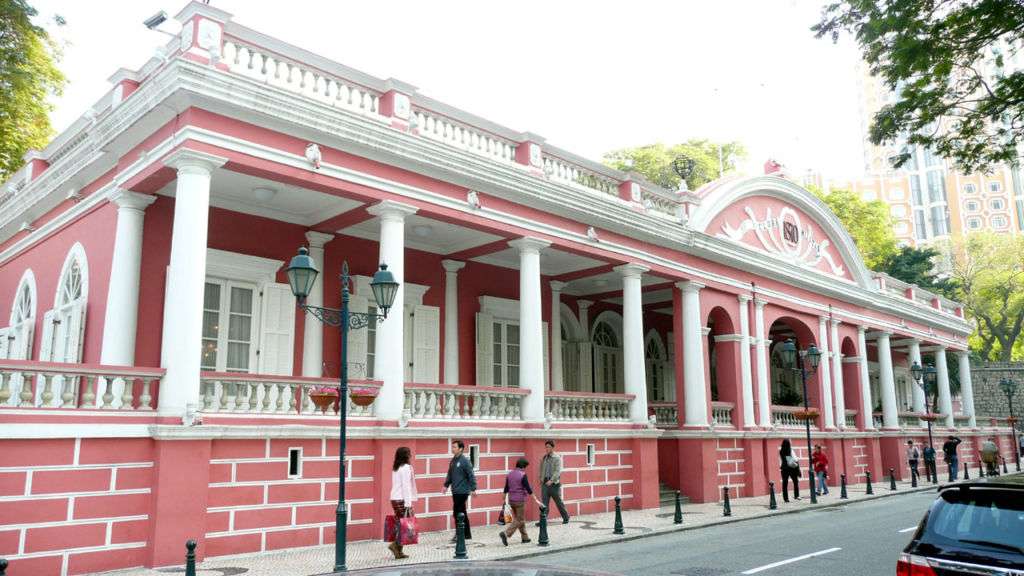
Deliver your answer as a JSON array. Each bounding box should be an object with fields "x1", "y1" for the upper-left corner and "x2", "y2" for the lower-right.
[
  {"x1": 649, "y1": 401, "x2": 678, "y2": 428},
  {"x1": 0, "y1": 360, "x2": 164, "y2": 411},
  {"x1": 711, "y1": 401, "x2": 735, "y2": 427},
  {"x1": 199, "y1": 372, "x2": 380, "y2": 417},
  {"x1": 545, "y1": 391, "x2": 633, "y2": 423},
  {"x1": 844, "y1": 409, "x2": 858, "y2": 428},
  {"x1": 404, "y1": 383, "x2": 529, "y2": 421}
]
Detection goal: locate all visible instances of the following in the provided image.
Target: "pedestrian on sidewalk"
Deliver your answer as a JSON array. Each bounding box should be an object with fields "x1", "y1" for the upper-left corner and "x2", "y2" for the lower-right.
[
  {"x1": 443, "y1": 440, "x2": 477, "y2": 542},
  {"x1": 779, "y1": 439, "x2": 801, "y2": 502},
  {"x1": 906, "y1": 440, "x2": 920, "y2": 481},
  {"x1": 1018, "y1": 433, "x2": 1023, "y2": 458},
  {"x1": 942, "y1": 435, "x2": 962, "y2": 481},
  {"x1": 922, "y1": 443, "x2": 937, "y2": 483},
  {"x1": 980, "y1": 437, "x2": 999, "y2": 476},
  {"x1": 499, "y1": 457, "x2": 543, "y2": 546},
  {"x1": 812, "y1": 445, "x2": 829, "y2": 496},
  {"x1": 387, "y1": 446, "x2": 417, "y2": 560},
  {"x1": 538, "y1": 440, "x2": 571, "y2": 525}
]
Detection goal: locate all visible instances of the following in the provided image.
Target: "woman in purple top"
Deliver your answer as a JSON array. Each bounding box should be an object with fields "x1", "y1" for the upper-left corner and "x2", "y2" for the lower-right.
[{"x1": 499, "y1": 457, "x2": 542, "y2": 546}]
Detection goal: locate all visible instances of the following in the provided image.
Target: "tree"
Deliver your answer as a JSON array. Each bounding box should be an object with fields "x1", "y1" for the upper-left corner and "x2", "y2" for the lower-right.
[
  {"x1": 602, "y1": 140, "x2": 746, "y2": 191},
  {"x1": 808, "y1": 185, "x2": 899, "y2": 269},
  {"x1": 0, "y1": 0, "x2": 65, "y2": 180},
  {"x1": 946, "y1": 232, "x2": 1024, "y2": 361},
  {"x1": 876, "y1": 245, "x2": 954, "y2": 294},
  {"x1": 813, "y1": 0, "x2": 1024, "y2": 174}
]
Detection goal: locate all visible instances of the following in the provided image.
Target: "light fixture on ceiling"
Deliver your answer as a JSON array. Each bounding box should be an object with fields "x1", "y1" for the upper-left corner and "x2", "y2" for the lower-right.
[
  {"x1": 412, "y1": 224, "x2": 433, "y2": 238},
  {"x1": 252, "y1": 187, "x2": 277, "y2": 202},
  {"x1": 594, "y1": 279, "x2": 608, "y2": 288}
]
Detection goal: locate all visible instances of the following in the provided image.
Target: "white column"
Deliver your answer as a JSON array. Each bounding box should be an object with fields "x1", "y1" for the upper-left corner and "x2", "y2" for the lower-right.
[
  {"x1": 956, "y1": 350, "x2": 976, "y2": 427},
  {"x1": 679, "y1": 280, "x2": 708, "y2": 427},
  {"x1": 737, "y1": 295, "x2": 755, "y2": 428},
  {"x1": 158, "y1": 149, "x2": 226, "y2": 418},
  {"x1": 829, "y1": 319, "x2": 846, "y2": 428},
  {"x1": 441, "y1": 260, "x2": 465, "y2": 385},
  {"x1": 617, "y1": 264, "x2": 650, "y2": 423},
  {"x1": 367, "y1": 200, "x2": 418, "y2": 420},
  {"x1": 857, "y1": 327, "x2": 874, "y2": 429},
  {"x1": 577, "y1": 300, "x2": 594, "y2": 392},
  {"x1": 934, "y1": 347, "x2": 954, "y2": 428},
  {"x1": 876, "y1": 331, "x2": 899, "y2": 429},
  {"x1": 754, "y1": 298, "x2": 770, "y2": 427},
  {"x1": 817, "y1": 316, "x2": 836, "y2": 429},
  {"x1": 908, "y1": 339, "x2": 926, "y2": 413},
  {"x1": 510, "y1": 238, "x2": 550, "y2": 421},
  {"x1": 101, "y1": 190, "x2": 156, "y2": 366},
  {"x1": 301, "y1": 231, "x2": 333, "y2": 377},
  {"x1": 549, "y1": 281, "x2": 566, "y2": 391}
]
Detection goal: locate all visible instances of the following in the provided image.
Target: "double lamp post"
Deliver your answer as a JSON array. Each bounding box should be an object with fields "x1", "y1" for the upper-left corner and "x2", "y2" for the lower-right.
[
  {"x1": 909, "y1": 361, "x2": 939, "y2": 483},
  {"x1": 286, "y1": 247, "x2": 400, "y2": 573},
  {"x1": 997, "y1": 376, "x2": 1021, "y2": 473},
  {"x1": 779, "y1": 338, "x2": 822, "y2": 504}
]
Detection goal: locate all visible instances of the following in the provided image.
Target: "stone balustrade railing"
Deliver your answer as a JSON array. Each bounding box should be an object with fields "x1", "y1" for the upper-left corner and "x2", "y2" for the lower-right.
[
  {"x1": 872, "y1": 412, "x2": 884, "y2": 429},
  {"x1": 403, "y1": 383, "x2": 529, "y2": 420},
  {"x1": 0, "y1": 360, "x2": 163, "y2": 410},
  {"x1": 898, "y1": 411, "x2": 924, "y2": 428},
  {"x1": 545, "y1": 391, "x2": 633, "y2": 423},
  {"x1": 711, "y1": 401, "x2": 735, "y2": 427},
  {"x1": 222, "y1": 41, "x2": 381, "y2": 117},
  {"x1": 953, "y1": 414, "x2": 972, "y2": 427},
  {"x1": 844, "y1": 409, "x2": 858, "y2": 428},
  {"x1": 199, "y1": 372, "x2": 379, "y2": 417},
  {"x1": 642, "y1": 188, "x2": 682, "y2": 219},
  {"x1": 541, "y1": 154, "x2": 620, "y2": 197},
  {"x1": 411, "y1": 108, "x2": 518, "y2": 164},
  {"x1": 649, "y1": 402, "x2": 678, "y2": 427},
  {"x1": 771, "y1": 405, "x2": 810, "y2": 428}
]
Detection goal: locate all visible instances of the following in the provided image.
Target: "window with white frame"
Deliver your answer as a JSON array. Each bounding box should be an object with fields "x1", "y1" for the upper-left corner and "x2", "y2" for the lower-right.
[
  {"x1": 644, "y1": 334, "x2": 665, "y2": 401},
  {"x1": 201, "y1": 280, "x2": 258, "y2": 372},
  {"x1": 0, "y1": 274, "x2": 35, "y2": 361},
  {"x1": 492, "y1": 319, "x2": 520, "y2": 387},
  {"x1": 891, "y1": 205, "x2": 907, "y2": 218},
  {"x1": 990, "y1": 198, "x2": 1005, "y2": 211},
  {"x1": 365, "y1": 305, "x2": 377, "y2": 379},
  {"x1": 989, "y1": 181, "x2": 1002, "y2": 193},
  {"x1": 992, "y1": 215, "x2": 1009, "y2": 228},
  {"x1": 593, "y1": 320, "x2": 621, "y2": 393},
  {"x1": 965, "y1": 200, "x2": 980, "y2": 213},
  {"x1": 40, "y1": 249, "x2": 87, "y2": 366},
  {"x1": 889, "y1": 188, "x2": 905, "y2": 201},
  {"x1": 967, "y1": 217, "x2": 982, "y2": 230},
  {"x1": 963, "y1": 183, "x2": 976, "y2": 194}
]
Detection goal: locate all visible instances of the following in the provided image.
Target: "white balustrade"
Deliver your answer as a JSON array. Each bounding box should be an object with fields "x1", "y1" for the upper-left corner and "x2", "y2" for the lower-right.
[
  {"x1": 711, "y1": 401, "x2": 735, "y2": 427},
  {"x1": 411, "y1": 108, "x2": 517, "y2": 163},
  {"x1": 872, "y1": 412, "x2": 884, "y2": 429},
  {"x1": 403, "y1": 384, "x2": 528, "y2": 420},
  {"x1": 898, "y1": 411, "x2": 924, "y2": 428},
  {"x1": 844, "y1": 409, "x2": 858, "y2": 428},
  {"x1": 222, "y1": 41, "x2": 381, "y2": 117},
  {"x1": 544, "y1": 392, "x2": 633, "y2": 422},
  {"x1": 953, "y1": 414, "x2": 972, "y2": 428},
  {"x1": 642, "y1": 188, "x2": 681, "y2": 218},
  {"x1": 199, "y1": 373, "x2": 378, "y2": 417},
  {"x1": 650, "y1": 402, "x2": 678, "y2": 427},
  {"x1": 541, "y1": 154, "x2": 620, "y2": 196},
  {"x1": 0, "y1": 360, "x2": 162, "y2": 410},
  {"x1": 771, "y1": 405, "x2": 804, "y2": 428}
]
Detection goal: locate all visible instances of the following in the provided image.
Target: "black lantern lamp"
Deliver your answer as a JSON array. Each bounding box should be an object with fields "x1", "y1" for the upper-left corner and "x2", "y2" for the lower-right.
[
  {"x1": 369, "y1": 264, "x2": 399, "y2": 317},
  {"x1": 286, "y1": 247, "x2": 319, "y2": 301}
]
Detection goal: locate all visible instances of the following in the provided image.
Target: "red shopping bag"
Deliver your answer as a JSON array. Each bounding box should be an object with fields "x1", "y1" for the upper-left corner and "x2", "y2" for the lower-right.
[
  {"x1": 384, "y1": 514, "x2": 400, "y2": 542},
  {"x1": 384, "y1": 510, "x2": 419, "y2": 545}
]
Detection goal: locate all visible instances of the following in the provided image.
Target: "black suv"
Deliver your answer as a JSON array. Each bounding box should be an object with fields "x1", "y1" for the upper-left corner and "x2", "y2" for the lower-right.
[{"x1": 899, "y1": 474, "x2": 1024, "y2": 575}]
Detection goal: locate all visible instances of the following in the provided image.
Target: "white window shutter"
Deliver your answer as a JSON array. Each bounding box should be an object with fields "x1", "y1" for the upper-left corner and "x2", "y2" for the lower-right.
[
  {"x1": 0, "y1": 328, "x2": 10, "y2": 360},
  {"x1": 667, "y1": 331, "x2": 675, "y2": 361},
  {"x1": 65, "y1": 303, "x2": 87, "y2": 363},
  {"x1": 17, "y1": 322, "x2": 34, "y2": 360},
  {"x1": 347, "y1": 294, "x2": 368, "y2": 378},
  {"x1": 38, "y1": 310, "x2": 56, "y2": 362},
  {"x1": 475, "y1": 312, "x2": 493, "y2": 387},
  {"x1": 542, "y1": 321, "x2": 549, "y2": 390},
  {"x1": 412, "y1": 305, "x2": 440, "y2": 384},
  {"x1": 257, "y1": 283, "x2": 296, "y2": 376}
]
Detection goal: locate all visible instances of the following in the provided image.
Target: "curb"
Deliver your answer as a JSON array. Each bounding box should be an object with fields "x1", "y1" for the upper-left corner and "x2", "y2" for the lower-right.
[{"x1": 499, "y1": 483, "x2": 939, "y2": 563}]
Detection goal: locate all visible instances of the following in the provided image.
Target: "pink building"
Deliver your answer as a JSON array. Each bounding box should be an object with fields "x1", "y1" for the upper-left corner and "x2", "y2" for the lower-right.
[{"x1": 0, "y1": 3, "x2": 1016, "y2": 574}]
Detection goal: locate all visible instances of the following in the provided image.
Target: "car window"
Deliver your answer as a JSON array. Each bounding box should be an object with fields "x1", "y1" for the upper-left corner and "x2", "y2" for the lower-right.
[{"x1": 921, "y1": 490, "x2": 1024, "y2": 552}]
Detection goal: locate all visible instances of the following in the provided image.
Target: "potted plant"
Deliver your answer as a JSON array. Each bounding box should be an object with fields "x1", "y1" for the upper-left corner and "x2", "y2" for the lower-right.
[
  {"x1": 793, "y1": 408, "x2": 820, "y2": 422},
  {"x1": 310, "y1": 386, "x2": 339, "y2": 414},
  {"x1": 349, "y1": 385, "x2": 379, "y2": 407},
  {"x1": 919, "y1": 413, "x2": 941, "y2": 422}
]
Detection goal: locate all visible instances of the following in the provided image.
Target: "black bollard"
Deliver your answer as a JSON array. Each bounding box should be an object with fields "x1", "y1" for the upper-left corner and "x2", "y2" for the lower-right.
[
  {"x1": 911, "y1": 467, "x2": 918, "y2": 488},
  {"x1": 0, "y1": 558, "x2": 7, "y2": 576},
  {"x1": 454, "y1": 513, "x2": 468, "y2": 560},
  {"x1": 673, "y1": 491, "x2": 683, "y2": 524},
  {"x1": 809, "y1": 472, "x2": 817, "y2": 504},
  {"x1": 185, "y1": 539, "x2": 197, "y2": 576},
  {"x1": 865, "y1": 471, "x2": 874, "y2": 495},
  {"x1": 722, "y1": 486, "x2": 732, "y2": 517},
  {"x1": 889, "y1": 468, "x2": 897, "y2": 491},
  {"x1": 1002, "y1": 457, "x2": 1009, "y2": 475},
  {"x1": 978, "y1": 461, "x2": 984, "y2": 478},
  {"x1": 962, "y1": 462, "x2": 970, "y2": 480},
  {"x1": 538, "y1": 505, "x2": 550, "y2": 547},
  {"x1": 768, "y1": 481, "x2": 778, "y2": 510},
  {"x1": 840, "y1": 473, "x2": 848, "y2": 499},
  {"x1": 613, "y1": 496, "x2": 625, "y2": 535}
]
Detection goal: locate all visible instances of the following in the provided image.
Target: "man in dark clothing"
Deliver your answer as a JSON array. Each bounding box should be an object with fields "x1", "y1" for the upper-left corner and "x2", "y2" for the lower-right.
[
  {"x1": 942, "y1": 435, "x2": 962, "y2": 481},
  {"x1": 443, "y1": 440, "x2": 477, "y2": 541},
  {"x1": 922, "y1": 444, "x2": 938, "y2": 484}
]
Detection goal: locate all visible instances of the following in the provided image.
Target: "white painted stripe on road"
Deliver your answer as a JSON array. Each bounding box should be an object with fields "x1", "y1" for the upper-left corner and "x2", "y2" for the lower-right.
[
  {"x1": 899, "y1": 526, "x2": 918, "y2": 533},
  {"x1": 741, "y1": 547, "x2": 843, "y2": 574}
]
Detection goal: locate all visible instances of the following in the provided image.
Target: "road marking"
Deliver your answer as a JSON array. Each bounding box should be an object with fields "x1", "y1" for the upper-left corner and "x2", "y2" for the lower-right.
[
  {"x1": 742, "y1": 547, "x2": 842, "y2": 574},
  {"x1": 899, "y1": 526, "x2": 918, "y2": 533}
]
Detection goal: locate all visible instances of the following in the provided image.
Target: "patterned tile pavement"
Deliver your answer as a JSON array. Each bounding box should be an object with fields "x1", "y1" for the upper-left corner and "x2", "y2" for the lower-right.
[{"x1": 93, "y1": 479, "x2": 936, "y2": 576}]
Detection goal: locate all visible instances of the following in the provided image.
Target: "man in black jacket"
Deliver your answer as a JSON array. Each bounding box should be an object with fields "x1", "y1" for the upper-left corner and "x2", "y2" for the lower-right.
[
  {"x1": 942, "y1": 435, "x2": 962, "y2": 481},
  {"x1": 443, "y1": 439, "x2": 477, "y2": 541}
]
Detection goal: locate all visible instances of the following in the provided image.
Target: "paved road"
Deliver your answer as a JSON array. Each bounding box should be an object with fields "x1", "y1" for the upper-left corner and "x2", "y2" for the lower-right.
[{"x1": 529, "y1": 490, "x2": 937, "y2": 576}]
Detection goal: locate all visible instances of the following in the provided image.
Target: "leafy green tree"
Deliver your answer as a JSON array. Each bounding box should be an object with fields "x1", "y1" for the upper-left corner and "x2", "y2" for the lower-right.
[
  {"x1": 813, "y1": 0, "x2": 1024, "y2": 174},
  {"x1": 808, "y1": 185, "x2": 899, "y2": 269},
  {"x1": 602, "y1": 140, "x2": 746, "y2": 191},
  {"x1": 947, "y1": 232, "x2": 1024, "y2": 361},
  {"x1": 0, "y1": 0, "x2": 65, "y2": 180},
  {"x1": 876, "y1": 245, "x2": 954, "y2": 294}
]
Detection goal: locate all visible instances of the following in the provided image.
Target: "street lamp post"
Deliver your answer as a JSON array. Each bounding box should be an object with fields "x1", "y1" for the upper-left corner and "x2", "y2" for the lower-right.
[
  {"x1": 780, "y1": 338, "x2": 822, "y2": 504},
  {"x1": 286, "y1": 247, "x2": 399, "y2": 573},
  {"x1": 998, "y1": 376, "x2": 1021, "y2": 473},
  {"x1": 910, "y1": 362, "x2": 938, "y2": 484}
]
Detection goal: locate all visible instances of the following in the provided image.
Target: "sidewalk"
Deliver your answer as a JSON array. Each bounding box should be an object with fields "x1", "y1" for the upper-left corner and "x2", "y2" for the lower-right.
[{"x1": 96, "y1": 478, "x2": 937, "y2": 576}]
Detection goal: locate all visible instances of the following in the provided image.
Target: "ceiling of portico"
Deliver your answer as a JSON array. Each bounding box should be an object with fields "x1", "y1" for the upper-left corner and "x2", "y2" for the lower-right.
[
  {"x1": 474, "y1": 247, "x2": 605, "y2": 277},
  {"x1": 157, "y1": 169, "x2": 362, "y2": 226},
  {"x1": 340, "y1": 214, "x2": 504, "y2": 255}
]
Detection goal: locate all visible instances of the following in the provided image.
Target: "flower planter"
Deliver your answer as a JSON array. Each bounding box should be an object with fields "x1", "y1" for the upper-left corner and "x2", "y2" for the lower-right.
[
  {"x1": 350, "y1": 387, "x2": 379, "y2": 407},
  {"x1": 310, "y1": 392, "x2": 338, "y2": 414},
  {"x1": 793, "y1": 409, "x2": 820, "y2": 422},
  {"x1": 919, "y1": 413, "x2": 941, "y2": 422}
]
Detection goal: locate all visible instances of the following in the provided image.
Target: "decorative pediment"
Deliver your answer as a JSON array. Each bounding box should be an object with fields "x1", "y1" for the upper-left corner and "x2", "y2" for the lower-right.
[{"x1": 720, "y1": 205, "x2": 846, "y2": 276}]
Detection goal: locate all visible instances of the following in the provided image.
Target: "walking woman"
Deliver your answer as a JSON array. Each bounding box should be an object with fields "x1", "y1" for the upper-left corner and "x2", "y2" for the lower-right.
[
  {"x1": 388, "y1": 446, "x2": 417, "y2": 559},
  {"x1": 780, "y1": 439, "x2": 801, "y2": 502},
  {"x1": 499, "y1": 457, "x2": 542, "y2": 546}
]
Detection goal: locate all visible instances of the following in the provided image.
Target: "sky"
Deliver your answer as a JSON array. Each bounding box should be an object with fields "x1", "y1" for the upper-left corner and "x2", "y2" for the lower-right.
[{"x1": 33, "y1": 0, "x2": 867, "y2": 179}]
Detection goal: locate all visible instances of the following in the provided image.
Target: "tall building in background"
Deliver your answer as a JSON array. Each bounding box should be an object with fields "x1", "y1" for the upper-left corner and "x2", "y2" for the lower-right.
[{"x1": 807, "y1": 54, "x2": 1024, "y2": 247}]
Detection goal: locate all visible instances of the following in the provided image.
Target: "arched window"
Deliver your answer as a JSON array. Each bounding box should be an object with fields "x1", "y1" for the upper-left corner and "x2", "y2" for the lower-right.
[
  {"x1": 591, "y1": 318, "x2": 622, "y2": 393},
  {"x1": 1, "y1": 271, "x2": 36, "y2": 404},
  {"x1": 593, "y1": 322, "x2": 618, "y2": 347},
  {"x1": 36, "y1": 246, "x2": 89, "y2": 406},
  {"x1": 645, "y1": 333, "x2": 666, "y2": 401}
]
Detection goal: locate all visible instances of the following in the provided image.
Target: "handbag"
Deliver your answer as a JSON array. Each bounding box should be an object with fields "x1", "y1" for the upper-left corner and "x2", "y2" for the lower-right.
[
  {"x1": 497, "y1": 503, "x2": 507, "y2": 526},
  {"x1": 398, "y1": 509, "x2": 418, "y2": 545},
  {"x1": 785, "y1": 455, "x2": 798, "y2": 469}
]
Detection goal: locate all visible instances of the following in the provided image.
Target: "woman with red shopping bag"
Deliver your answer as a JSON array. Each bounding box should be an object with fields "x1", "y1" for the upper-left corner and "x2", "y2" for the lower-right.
[{"x1": 386, "y1": 446, "x2": 418, "y2": 559}]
